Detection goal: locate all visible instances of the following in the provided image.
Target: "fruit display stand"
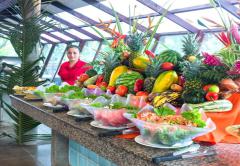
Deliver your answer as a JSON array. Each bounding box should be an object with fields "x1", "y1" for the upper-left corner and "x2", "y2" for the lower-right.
[{"x1": 10, "y1": 95, "x2": 240, "y2": 166}]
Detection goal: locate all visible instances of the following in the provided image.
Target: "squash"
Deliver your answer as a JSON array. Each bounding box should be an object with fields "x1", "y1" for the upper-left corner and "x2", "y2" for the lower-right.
[
  {"x1": 108, "y1": 65, "x2": 128, "y2": 86},
  {"x1": 152, "y1": 71, "x2": 178, "y2": 93},
  {"x1": 132, "y1": 56, "x2": 150, "y2": 70},
  {"x1": 188, "y1": 100, "x2": 233, "y2": 112}
]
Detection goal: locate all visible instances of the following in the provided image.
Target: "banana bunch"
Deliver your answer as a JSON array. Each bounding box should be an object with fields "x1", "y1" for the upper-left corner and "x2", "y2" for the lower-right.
[{"x1": 152, "y1": 91, "x2": 181, "y2": 107}]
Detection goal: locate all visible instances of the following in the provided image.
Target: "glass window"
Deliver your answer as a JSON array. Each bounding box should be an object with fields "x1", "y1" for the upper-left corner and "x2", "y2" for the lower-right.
[
  {"x1": 80, "y1": 41, "x2": 100, "y2": 63},
  {"x1": 4, "y1": 18, "x2": 18, "y2": 25},
  {"x1": 41, "y1": 34, "x2": 60, "y2": 42},
  {"x1": 40, "y1": 39, "x2": 48, "y2": 44},
  {"x1": 138, "y1": 16, "x2": 186, "y2": 33},
  {"x1": 66, "y1": 29, "x2": 91, "y2": 40},
  {"x1": 55, "y1": 12, "x2": 86, "y2": 26},
  {"x1": 82, "y1": 26, "x2": 112, "y2": 38},
  {"x1": 39, "y1": 44, "x2": 52, "y2": 68},
  {"x1": 0, "y1": 38, "x2": 18, "y2": 57},
  {"x1": 51, "y1": 32, "x2": 74, "y2": 41},
  {"x1": 109, "y1": 22, "x2": 131, "y2": 34},
  {"x1": 154, "y1": 33, "x2": 225, "y2": 55},
  {"x1": 151, "y1": 0, "x2": 210, "y2": 10},
  {"x1": 47, "y1": 4, "x2": 87, "y2": 26},
  {"x1": 99, "y1": 40, "x2": 112, "y2": 53},
  {"x1": 176, "y1": 8, "x2": 240, "y2": 30},
  {"x1": 154, "y1": 35, "x2": 186, "y2": 55},
  {"x1": 43, "y1": 16, "x2": 68, "y2": 29},
  {"x1": 101, "y1": 0, "x2": 157, "y2": 17},
  {"x1": 200, "y1": 33, "x2": 224, "y2": 53},
  {"x1": 74, "y1": 5, "x2": 115, "y2": 22},
  {"x1": 42, "y1": 43, "x2": 67, "y2": 79}
]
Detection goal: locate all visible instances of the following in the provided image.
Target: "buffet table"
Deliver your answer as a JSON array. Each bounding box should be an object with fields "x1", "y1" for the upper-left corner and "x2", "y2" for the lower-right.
[{"x1": 10, "y1": 95, "x2": 240, "y2": 166}]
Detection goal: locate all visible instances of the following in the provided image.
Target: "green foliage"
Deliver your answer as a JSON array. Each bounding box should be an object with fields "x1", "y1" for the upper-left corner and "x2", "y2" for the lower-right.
[
  {"x1": 154, "y1": 107, "x2": 176, "y2": 116},
  {"x1": 181, "y1": 109, "x2": 206, "y2": 128},
  {"x1": 0, "y1": 0, "x2": 55, "y2": 144},
  {"x1": 182, "y1": 33, "x2": 201, "y2": 56},
  {"x1": 200, "y1": 65, "x2": 229, "y2": 84},
  {"x1": 2, "y1": 100, "x2": 50, "y2": 144},
  {"x1": 62, "y1": 91, "x2": 85, "y2": 99}
]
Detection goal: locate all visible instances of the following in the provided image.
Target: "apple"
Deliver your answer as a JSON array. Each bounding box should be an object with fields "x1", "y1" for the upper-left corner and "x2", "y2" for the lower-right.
[{"x1": 208, "y1": 85, "x2": 220, "y2": 93}]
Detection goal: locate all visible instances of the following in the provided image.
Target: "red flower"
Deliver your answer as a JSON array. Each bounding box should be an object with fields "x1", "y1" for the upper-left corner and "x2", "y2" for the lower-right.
[
  {"x1": 216, "y1": 32, "x2": 231, "y2": 47},
  {"x1": 230, "y1": 24, "x2": 240, "y2": 44},
  {"x1": 202, "y1": 52, "x2": 223, "y2": 66}
]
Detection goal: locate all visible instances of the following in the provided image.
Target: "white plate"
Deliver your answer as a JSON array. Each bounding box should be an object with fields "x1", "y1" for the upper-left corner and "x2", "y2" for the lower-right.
[
  {"x1": 135, "y1": 136, "x2": 193, "y2": 149},
  {"x1": 90, "y1": 120, "x2": 134, "y2": 130},
  {"x1": 43, "y1": 102, "x2": 64, "y2": 109},
  {"x1": 66, "y1": 111, "x2": 92, "y2": 118}
]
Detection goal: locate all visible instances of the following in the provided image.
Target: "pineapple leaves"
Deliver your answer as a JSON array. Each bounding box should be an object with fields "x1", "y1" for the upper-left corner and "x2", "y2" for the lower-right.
[{"x1": 109, "y1": 3, "x2": 123, "y2": 34}]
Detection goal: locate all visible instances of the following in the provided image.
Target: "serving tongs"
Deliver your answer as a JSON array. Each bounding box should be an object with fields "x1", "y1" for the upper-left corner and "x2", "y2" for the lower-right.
[
  {"x1": 152, "y1": 144, "x2": 216, "y2": 164},
  {"x1": 98, "y1": 128, "x2": 139, "y2": 137}
]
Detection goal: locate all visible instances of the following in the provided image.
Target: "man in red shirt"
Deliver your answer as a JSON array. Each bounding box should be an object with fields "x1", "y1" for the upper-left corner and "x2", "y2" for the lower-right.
[{"x1": 58, "y1": 45, "x2": 92, "y2": 85}]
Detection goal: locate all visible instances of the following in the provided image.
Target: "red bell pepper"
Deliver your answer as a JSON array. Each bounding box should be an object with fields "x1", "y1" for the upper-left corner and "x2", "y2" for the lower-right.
[
  {"x1": 145, "y1": 50, "x2": 155, "y2": 58},
  {"x1": 134, "y1": 79, "x2": 144, "y2": 93},
  {"x1": 95, "y1": 75, "x2": 104, "y2": 86}
]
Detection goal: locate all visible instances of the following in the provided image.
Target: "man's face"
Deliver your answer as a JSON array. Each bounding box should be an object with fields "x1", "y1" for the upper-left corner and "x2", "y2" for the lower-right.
[{"x1": 67, "y1": 47, "x2": 80, "y2": 62}]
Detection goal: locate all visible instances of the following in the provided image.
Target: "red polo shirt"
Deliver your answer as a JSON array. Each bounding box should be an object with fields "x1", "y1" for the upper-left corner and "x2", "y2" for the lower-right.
[{"x1": 58, "y1": 60, "x2": 92, "y2": 85}]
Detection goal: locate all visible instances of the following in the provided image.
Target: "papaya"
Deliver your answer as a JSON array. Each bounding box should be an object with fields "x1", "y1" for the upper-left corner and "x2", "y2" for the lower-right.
[
  {"x1": 108, "y1": 65, "x2": 128, "y2": 86},
  {"x1": 83, "y1": 75, "x2": 98, "y2": 87},
  {"x1": 152, "y1": 71, "x2": 178, "y2": 93},
  {"x1": 132, "y1": 56, "x2": 150, "y2": 70}
]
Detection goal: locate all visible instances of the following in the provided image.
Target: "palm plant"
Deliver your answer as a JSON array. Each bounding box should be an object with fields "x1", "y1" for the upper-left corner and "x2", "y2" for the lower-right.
[{"x1": 0, "y1": 0, "x2": 55, "y2": 144}]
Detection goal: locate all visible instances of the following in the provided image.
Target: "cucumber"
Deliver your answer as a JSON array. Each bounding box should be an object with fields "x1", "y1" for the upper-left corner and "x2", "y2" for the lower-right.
[{"x1": 188, "y1": 100, "x2": 233, "y2": 112}]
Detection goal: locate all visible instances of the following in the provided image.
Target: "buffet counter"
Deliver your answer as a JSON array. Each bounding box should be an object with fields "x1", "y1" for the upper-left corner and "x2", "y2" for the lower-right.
[{"x1": 10, "y1": 95, "x2": 240, "y2": 166}]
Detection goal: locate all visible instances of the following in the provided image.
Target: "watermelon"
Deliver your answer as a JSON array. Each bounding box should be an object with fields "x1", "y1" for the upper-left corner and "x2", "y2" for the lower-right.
[
  {"x1": 158, "y1": 49, "x2": 182, "y2": 65},
  {"x1": 115, "y1": 71, "x2": 143, "y2": 94}
]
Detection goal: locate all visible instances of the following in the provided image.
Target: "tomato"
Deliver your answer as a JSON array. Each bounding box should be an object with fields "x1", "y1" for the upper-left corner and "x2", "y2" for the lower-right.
[
  {"x1": 136, "y1": 91, "x2": 149, "y2": 96},
  {"x1": 205, "y1": 92, "x2": 219, "y2": 101},
  {"x1": 203, "y1": 84, "x2": 213, "y2": 92},
  {"x1": 161, "y1": 62, "x2": 174, "y2": 70},
  {"x1": 115, "y1": 85, "x2": 128, "y2": 96},
  {"x1": 95, "y1": 75, "x2": 104, "y2": 86},
  {"x1": 107, "y1": 86, "x2": 116, "y2": 94},
  {"x1": 78, "y1": 73, "x2": 89, "y2": 82}
]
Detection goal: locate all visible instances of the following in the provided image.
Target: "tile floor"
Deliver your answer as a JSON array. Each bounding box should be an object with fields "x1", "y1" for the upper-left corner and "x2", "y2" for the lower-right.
[{"x1": 0, "y1": 122, "x2": 51, "y2": 166}]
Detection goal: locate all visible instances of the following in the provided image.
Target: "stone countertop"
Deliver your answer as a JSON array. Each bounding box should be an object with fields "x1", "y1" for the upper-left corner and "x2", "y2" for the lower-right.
[{"x1": 10, "y1": 95, "x2": 240, "y2": 166}]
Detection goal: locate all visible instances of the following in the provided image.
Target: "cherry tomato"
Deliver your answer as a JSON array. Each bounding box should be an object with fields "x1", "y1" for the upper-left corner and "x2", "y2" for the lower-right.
[{"x1": 115, "y1": 85, "x2": 128, "y2": 96}]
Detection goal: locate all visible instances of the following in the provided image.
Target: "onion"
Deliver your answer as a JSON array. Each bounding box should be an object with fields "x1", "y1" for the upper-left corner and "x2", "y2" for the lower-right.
[{"x1": 220, "y1": 78, "x2": 239, "y2": 91}]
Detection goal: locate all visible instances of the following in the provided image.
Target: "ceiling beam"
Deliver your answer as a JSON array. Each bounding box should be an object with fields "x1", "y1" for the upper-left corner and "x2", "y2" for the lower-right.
[
  {"x1": 137, "y1": 0, "x2": 199, "y2": 33},
  {"x1": 40, "y1": 20, "x2": 83, "y2": 41},
  {"x1": 0, "y1": 19, "x2": 65, "y2": 43},
  {"x1": 51, "y1": 2, "x2": 115, "y2": 38},
  {"x1": 46, "y1": 12, "x2": 101, "y2": 41},
  {"x1": 216, "y1": 0, "x2": 240, "y2": 19},
  {"x1": 0, "y1": 0, "x2": 16, "y2": 12}
]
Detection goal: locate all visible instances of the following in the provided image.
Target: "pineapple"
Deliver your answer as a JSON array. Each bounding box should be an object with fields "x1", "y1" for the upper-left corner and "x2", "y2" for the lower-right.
[
  {"x1": 184, "y1": 79, "x2": 203, "y2": 90},
  {"x1": 182, "y1": 34, "x2": 202, "y2": 61},
  {"x1": 103, "y1": 53, "x2": 120, "y2": 83},
  {"x1": 143, "y1": 58, "x2": 162, "y2": 93},
  {"x1": 127, "y1": 32, "x2": 145, "y2": 67}
]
